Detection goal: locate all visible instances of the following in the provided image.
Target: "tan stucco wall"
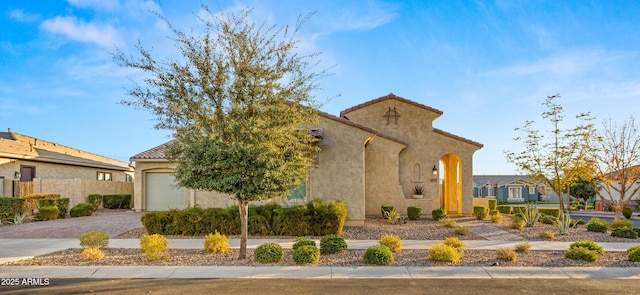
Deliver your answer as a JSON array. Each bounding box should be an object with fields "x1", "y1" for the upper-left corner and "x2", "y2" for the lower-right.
[
  {"x1": 30, "y1": 178, "x2": 133, "y2": 207},
  {"x1": 0, "y1": 158, "x2": 132, "y2": 182}
]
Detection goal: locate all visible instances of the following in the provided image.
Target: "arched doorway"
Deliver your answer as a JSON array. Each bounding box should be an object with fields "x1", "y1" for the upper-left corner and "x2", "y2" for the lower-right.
[{"x1": 439, "y1": 153, "x2": 462, "y2": 215}]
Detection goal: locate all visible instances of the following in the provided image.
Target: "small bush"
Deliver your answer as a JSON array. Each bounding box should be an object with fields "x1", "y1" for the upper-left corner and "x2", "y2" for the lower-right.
[
  {"x1": 490, "y1": 213, "x2": 503, "y2": 224},
  {"x1": 540, "y1": 230, "x2": 555, "y2": 240},
  {"x1": 55, "y1": 198, "x2": 70, "y2": 218},
  {"x1": 496, "y1": 205, "x2": 512, "y2": 215},
  {"x1": 407, "y1": 206, "x2": 422, "y2": 220},
  {"x1": 80, "y1": 247, "x2": 105, "y2": 260},
  {"x1": 381, "y1": 205, "x2": 395, "y2": 218},
  {"x1": 623, "y1": 207, "x2": 633, "y2": 219},
  {"x1": 292, "y1": 238, "x2": 316, "y2": 251},
  {"x1": 626, "y1": 245, "x2": 640, "y2": 262},
  {"x1": 432, "y1": 208, "x2": 447, "y2": 221},
  {"x1": 489, "y1": 209, "x2": 500, "y2": 216},
  {"x1": 103, "y1": 194, "x2": 132, "y2": 209},
  {"x1": 515, "y1": 242, "x2": 531, "y2": 254},
  {"x1": 204, "y1": 232, "x2": 229, "y2": 254},
  {"x1": 363, "y1": 245, "x2": 395, "y2": 265},
  {"x1": 488, "y1": 199, "x2": 497, "y2": 211},
  {"x1": 70, "y1": 203, "x2": 95, "y2": 218},
  {"x1": 570, "y1": 240, "x2": 604, "y2": 254},
  {"x1": 611, "y1": 227, "x2": 638, "y2": 239},
  {"x1": 36, "y1": 205, "x2": 59, "y2": 221},
  {"x1": 443, "y1": 236, "x2": 465, "y2": 255},
  {"x1": 586, "y1": 218, "x2": 608, "y2": 233},
  {"x1": 496, "y1": 247, "x2": 517, "y2": 262},
  {"x1": 88, "y1": 194, "x2": 103, "y2": 208},
  {"x1": 511, "y1": 215, "x2": 525, "y2": 230},
  {"x1": 440, "y1": 217, "x2": 457, "y2": 228},
  {"x1": 254, "y1": 243, "x2": 284, "y2": 263},
  {"x1": 293, "y1": 245, "x2": 320, "y2": 265},
  {"x1": 472, "y1": 206, "x2": 489, "y2": 220},
  {"x1": 379, "y1": 234, "x2": 402, "y2": 253},
  {"x1": 320, "y1": 234, "x2": 347, "y2": 254},
  {"x1": 512, "y1": 206, "x2": 527, "y2": 216},
  {"x1": 565, "y1": 247, "x2": 599, "y2": 262},
  {"x1": 140, "y1": 234, "x2": 169, "y2": 261},
  {"x1": 79, "y1": 231, "x2": 109, "y2": 248},
  {"x1": 610, "y1": 219, "x2": 633, "y2": 230},
  {"x1": 453, "y1": 227, "x2": 470, "y2": 236},
  {"x1": 428, "y1": 244, "x2": 461, "y2": 263}
]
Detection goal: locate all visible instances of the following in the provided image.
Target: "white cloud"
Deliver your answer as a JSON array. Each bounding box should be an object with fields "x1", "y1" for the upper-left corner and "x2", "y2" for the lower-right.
[
  {"x1": 40, "y1": 16, "x2": 122, "y2": 47},
  {"x1": 67, "y1": 0, "x2": 120, "y2": 11},
  {"x1": 324, "y1": 2, "x2": 398, "y2": 32},
  {"x1": 8, "y1": 9, "x2": 40, "y2": 22}
]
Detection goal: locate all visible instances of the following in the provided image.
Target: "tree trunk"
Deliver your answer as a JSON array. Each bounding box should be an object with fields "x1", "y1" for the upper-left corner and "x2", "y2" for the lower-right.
[
  {"x1": 614, "y1": 206, "x2": 622, "y2": 221},
  {"x1": 238, "y1": 197, "x2": 249, "y2": 259}
]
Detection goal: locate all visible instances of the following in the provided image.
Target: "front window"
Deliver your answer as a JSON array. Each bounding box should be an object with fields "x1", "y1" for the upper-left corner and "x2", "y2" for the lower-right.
[{"x1": 508, "y1": 187, "x2": 522, "y2": 199}]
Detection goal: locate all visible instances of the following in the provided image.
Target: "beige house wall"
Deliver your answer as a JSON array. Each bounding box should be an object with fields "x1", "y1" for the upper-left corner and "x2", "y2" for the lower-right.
[
  {"x1": 0, "y1": 159, "x2": 132, "y2": 182},
  {"x1": 30, "y1": 178, "x2": 133, "y2": 207}
]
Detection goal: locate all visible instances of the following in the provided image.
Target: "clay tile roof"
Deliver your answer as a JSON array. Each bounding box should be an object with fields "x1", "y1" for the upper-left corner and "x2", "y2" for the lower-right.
[
  {"x1": 130, "y1": 141, "x2": 174, "y2": 160},
  {"x1": 433, "y1": 128, "x2": 483, "y2": 148},
  {"x1": 340, "y1": 93, "x2": 444, "y2": 118},
  {"x1": 318, "y1": 110, "x2": 409, "y2": 146}
]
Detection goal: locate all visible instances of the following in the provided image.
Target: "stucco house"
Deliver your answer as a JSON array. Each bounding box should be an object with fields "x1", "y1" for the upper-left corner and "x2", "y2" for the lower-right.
[
  {"x1": 473, "y1": 175, "x2": 542, "y2": 203},
  {"x1": 0, "y1": 130, "x2": 133, "y2": 206},
  {"x1": 130, "y1": 94, "x2": 483, "y2": 225}
]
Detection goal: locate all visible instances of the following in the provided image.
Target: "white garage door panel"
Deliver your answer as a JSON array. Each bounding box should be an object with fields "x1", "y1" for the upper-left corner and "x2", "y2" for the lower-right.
[{"x1": 146, "y1": 172, "x2": 185, "y2": 211}]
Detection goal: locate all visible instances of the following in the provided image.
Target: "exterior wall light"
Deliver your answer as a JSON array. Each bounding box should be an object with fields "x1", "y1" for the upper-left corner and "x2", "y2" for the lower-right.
[{"x1": 432, "y1": 165, "x2": 438, "y2": 175}]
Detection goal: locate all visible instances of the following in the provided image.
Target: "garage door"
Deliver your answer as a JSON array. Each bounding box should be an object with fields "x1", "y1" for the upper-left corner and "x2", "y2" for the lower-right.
[{"x1": 145, "y1": 172, "x2": 185, "y2": 211}]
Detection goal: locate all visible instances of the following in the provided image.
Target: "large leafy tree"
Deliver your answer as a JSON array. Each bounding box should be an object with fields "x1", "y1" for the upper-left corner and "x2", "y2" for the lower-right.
[
  {"x1": 505, "y1": 95, "x2": 596, "y2": 211},
  {"x1": 115, "y1": 6, "x2": 326, "y2": 258},
  {"x1": 570, "y1": 178, "x2": 596, "y2": 210},
  {"x1": 592, "y1": 116, "x2": 640, "y2": 220}
]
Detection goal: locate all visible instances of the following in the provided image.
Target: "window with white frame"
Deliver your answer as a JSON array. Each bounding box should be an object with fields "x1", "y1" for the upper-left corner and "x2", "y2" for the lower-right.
[
  {"x1": 97, "y1": 172, "x2": 113, "y2": 181},
  {"x1": 487, "y1": 186, "x2": 494, "y2": 197},
  {"x1": 508, "y1": 187, "x2": 522, "y2": 199},
  {"x1": 529, "y1": 186, "x2": 535, "y2": 194}
]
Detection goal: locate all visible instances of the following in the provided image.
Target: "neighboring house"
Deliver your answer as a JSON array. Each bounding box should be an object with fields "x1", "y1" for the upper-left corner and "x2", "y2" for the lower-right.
[
  {"x1": 130, "y1": 94, "x2": 483, "y2": 225},
  {"x1": 0, "y1": 130, "x2": 133, "y2": 206},
  {"x1": 473, "y1": 175, "x2": 563, "y2": 203}
]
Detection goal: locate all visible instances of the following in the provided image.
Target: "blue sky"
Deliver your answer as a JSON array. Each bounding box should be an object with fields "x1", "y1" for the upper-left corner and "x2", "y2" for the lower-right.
[{"x1": 2, "y1": 0, "x2": 639, "y2": 175}]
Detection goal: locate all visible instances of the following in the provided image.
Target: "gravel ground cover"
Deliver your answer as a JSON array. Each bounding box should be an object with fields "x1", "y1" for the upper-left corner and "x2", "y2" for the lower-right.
[{"x1": 3, "y1": 213, "x2": 640, "y2": 267}]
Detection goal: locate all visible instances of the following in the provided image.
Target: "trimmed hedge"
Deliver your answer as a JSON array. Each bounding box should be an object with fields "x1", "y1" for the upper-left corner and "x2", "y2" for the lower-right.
[
  {"x1": 407, "y1": 206, "x2": 422, "y2": 220},
  {"x1": 141, "y1": 200, "x2": 348, "y2": 236},
  {"x1": 472, "y1": 206, "x2": 489, "y2": 220},
  {"x1": 496, "y1": 205, "x2": 512, "y2": 215},
  {"x1": 512, "y1": 206, "x2": 527, "y2": 216},
  {"x1": 103, "y1": 194, "x2": 131, "y2": 209},
  {"x1": 488, "y1": 199, "x2": 497, "y2": 211},
  {"x1": 0, "y1": 197, "x2": 25, "y2": 223},
  {"x1": 70, "y1": 203, "x2": 96, "y2": 217},
  {"x1": 21, "y1": 193, "x2": 60, "y2": 214},
  {"x1": 39, "y1": 198, "x2": 69, "y2": 218},
  {"x1": 88, "y1": 194, "x2": 103, "y2": 208}
]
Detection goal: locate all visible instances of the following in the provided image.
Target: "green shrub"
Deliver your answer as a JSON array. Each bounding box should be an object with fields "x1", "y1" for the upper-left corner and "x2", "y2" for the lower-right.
[
  {"x1": 140, "y1": 234, "x2": 169, "y2": 261},
  {"x1": 586, "y1": 218, "x2": 608, "y2": 233},
  {"x1": 293, "y1": 245, "x2": 320, "y2": 265},
  {"x1": 80, "y1": 247, "x2": 105, "y2": 260},
  {"x1": 69, "y1": 203, "x2": 95, "y2": 217},
  {"x1": 453, "y1": 227, "x2": 470, "y2": 236},
  {"x1": 381, "y1": 204, "x2": 395, "y2": 218},
  {"x1": 496, "y1": 247, "x2": 517, "y2": 262},
  {"x1": 55, "y1": 198, "x2": 70, "y2": 218},
  {"x1": 611, "y1": 227, "x2": 638, "y2": 239},
  {"x1": 515, "y1": 242, "x2": 531, "y2": 254},
  {"x1": 570, "y1": 240, "x2": 604, "y2": 254},
  {"x1": 379, "y1": 234, "x2": 402, "y2": 253},
  {"x1": 88, "y1": 194, "x2": 103, "y2": 208},
  {"x1": 38, "y1": 198, "x2": 56, "y2": 208},
  {"x1": 512, "y1": 206, "x2": 527, "y2": 216},
  {"x1": 511, "y1": 215, "x2": 525, "y2": 230},
  {"x1": 204, "y1": 232, "x2": 229, "y2": 254},
  {"x1": 320, "y1": 234, "x2": 347, "y2": 254},
  {"x1": 103, "y1": 194, "x2": 131, "y2": 209},
  {"x1": 623, "y1": 207, "x2": 633, "y2": 219},
  {"x1": 440, "y1": 217, "x2": 457, "y2": 228},
  {"x1": 292, "y1": 238, "x2": 316, "y2": 251},
  {"x1": 36, "y1": 205, "x2": 59, "y2": 221},
  {"x1": 626, "y1": 245, "x2": 640, "y2": 262},
  {"x1": 0, "y1": 197, "x2": 25, "y2": 223},
  {"x1": 429, "y1": 244, "x2": 462, "y2": 263},
  {"x1": 539, "y1": 208, "x2": 561, "y2": 219},
  {"x1": 472, "y1": 206, "x2": 489, "y2": 220},
  {"x1": 407, "y1": 206, "x2": 422, "y2": 220},
  {"x1": 443, "y1": 236, "x2": 465, "y2": 255},
  {"x1": 541, "y1": 230, "x2": 555, "y2": 240},
  {"x1": 432, "y1": 208, "x2": 447, "y2": 221},
  {"x1": 254, "y1": 243, "x2": 284, "y2": 263},
  {"x1": 490, "y1": 213, "x2": 503, "y2": 224},
  {"x1": 79, "y1": 231, "x2": 109, "y2": 248},
  {"x1": 610, "y1": 219, "x2": 633, "y2": 230},
  {"x1": 21, "y1": 193, "x2": 60, "y2": 214},
  {"x1": 488, "y1": 199, "x2": 497, "y2": 211},
  {"x1": 363, "y1": 245, "x2": 394, "y2": 265},
  {"x1": 489, "y1": 209, "x2": 500, "y2": 216},
  {"x1": 564, "y1": 247, "x2": 599, "y2": 262},
  {"x1": 496, "y1": 205, "x2": 512, "y2": 215}
]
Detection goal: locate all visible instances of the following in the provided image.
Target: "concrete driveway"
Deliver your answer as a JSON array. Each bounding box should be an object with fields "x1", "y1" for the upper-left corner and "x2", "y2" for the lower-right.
[{"x1": 0, "y1": 210, "x2": 143, "y2": 239}]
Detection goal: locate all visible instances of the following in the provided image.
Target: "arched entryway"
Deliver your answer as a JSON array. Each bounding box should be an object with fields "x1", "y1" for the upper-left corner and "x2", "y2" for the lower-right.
[{"x1": 439, "y1": 153, "x2": 462, "y2": 215}]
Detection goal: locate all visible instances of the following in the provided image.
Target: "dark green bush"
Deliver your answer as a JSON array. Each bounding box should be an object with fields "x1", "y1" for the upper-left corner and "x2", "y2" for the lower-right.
[
  {"x1": 292, "y1": 238, "x2": 316, "y2": 251},
  {"x1": 565, "y1": 247, "x2": 599, "y2": 262},
  {"x1": 381, "y1": 204, "x2": 394, "y2": 218},
  {"x1": 472, "y1": 206, "x2": 489, "y2": 220},
  {"x1": 363, "y1": 245, "x2": 394, "y2": 265},
  {"x1": 254, "y1": 243, "x2": 284, "y2": 263},
  {"x1": 611, "y1": 227, "x2": 638, "y2": 239},
  {"x1": 56, "y1": 198, "x2": 69, "y2": 218},
  {"x1": 407, "y1": 206, "x2": 422, "y2": 220},
  {"x1": 293, "y1": 245, "x2": 320, "y2": 265},
  {"x1": 570, "y1": 240, "x2": 604, "y2": 254},
  {"x1": 70, "y1": 203, "x2": 96, "y2": 218},
  {"x1": 38, "y1": 198, "x2": 57, "y2": 208},
  {"x1": 488, "y1": 199, "x2": 497, "y2": 211},
  {"x1": 586, "y1": 218, "x2": 608, "y2": 233},
  {"x1": 0, "y1": 197, "x2": 25, "y2": 223},
  {"x1": 496, "y1": 205, "x2": 512, "y2": 215},
  {"x1": 432, "y1": 208, "x2": 447, "y2": 221},
  {"x1": 320, "y1": 234, "x2": 347, "y2": 254},
  {"x1": 623, "y1": 207, "x2": 633, "y2": 219},
  {"x1": 36, "y1": 205, "x2": 59, "y2": 221},
  {"x1": 88, "y1": 194, "x2": 103, "y2": 208},
  {"x1": 103, "y1": 194, "x2": 131, "y2": 209},
  {"x1": 538, "y1": 208, "x2": 560, "y2": 219}
]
